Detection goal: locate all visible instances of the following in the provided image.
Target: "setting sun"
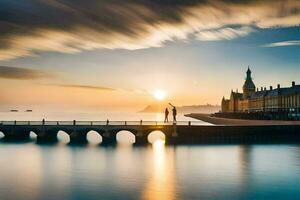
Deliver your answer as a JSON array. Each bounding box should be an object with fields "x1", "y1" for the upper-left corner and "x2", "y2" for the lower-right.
[{"x1": 153, "y1": 90, "x2": 167, "y2": 101}]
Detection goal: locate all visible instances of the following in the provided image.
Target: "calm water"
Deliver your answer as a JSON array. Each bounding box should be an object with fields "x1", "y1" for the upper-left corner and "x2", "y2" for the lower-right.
[
  {"x1": 0, "y1": 111, "x2": 203, "y2": 122},
  {"x1": 1, "y1": 112, "x2": 300, "y2": 199},
  {"x1": 0, "y1": 142, "x2": 300, "y2": 200}
]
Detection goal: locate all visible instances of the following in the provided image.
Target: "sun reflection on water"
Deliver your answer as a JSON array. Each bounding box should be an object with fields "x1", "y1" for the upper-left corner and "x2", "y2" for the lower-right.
[
  {"x1": 153, "y1": 139, "x2": 166, "y2": 149},
  {"x1": 142, "y1": 139, "x2": 175, "y2": 200}
]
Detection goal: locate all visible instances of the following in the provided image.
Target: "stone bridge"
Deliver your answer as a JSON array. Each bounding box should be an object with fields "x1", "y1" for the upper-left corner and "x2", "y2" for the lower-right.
[{"x1": 0, "y1": 121, "x2": 181, "y2": 145}]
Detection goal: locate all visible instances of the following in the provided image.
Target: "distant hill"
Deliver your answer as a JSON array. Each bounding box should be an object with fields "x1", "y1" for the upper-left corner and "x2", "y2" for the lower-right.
[{"x1": 139, "y1": 104, "x2": 220, "y2": 114}]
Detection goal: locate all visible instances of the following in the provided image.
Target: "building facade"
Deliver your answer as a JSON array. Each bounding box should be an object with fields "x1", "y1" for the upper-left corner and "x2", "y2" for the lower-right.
[{"x1": 221, "y1": 68, "x2": 300, "y2": 117}]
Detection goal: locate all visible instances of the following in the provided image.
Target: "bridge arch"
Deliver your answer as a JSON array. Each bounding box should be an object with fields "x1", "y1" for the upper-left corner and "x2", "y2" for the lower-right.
[
  {"x1": 148, "y1": 130, "x2": 166, "y2": 144},
  {"x1": 29, "y1": 131, "x2": 38, "y2": 140},
  {"x1": 0, "y1": 131, "x2": 4, "y2": 139},
  {"x1": 116, "y1": 130, "x2": 136, "y2": 144},
  {"x1": 86, "y1": 130, "x2": 102, "y2": 145},
  {"x1": 57, "y1": 130, "x2": 70, "y2": 144},
  {"x1": 0, "y1": 126, "x2": 4, "y2": 133}
]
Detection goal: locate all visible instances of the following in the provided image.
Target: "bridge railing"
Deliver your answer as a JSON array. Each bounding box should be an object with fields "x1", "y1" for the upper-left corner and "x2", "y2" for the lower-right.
[{"x1": 0, "y1": 120, "x2": 207, "y2": 126}]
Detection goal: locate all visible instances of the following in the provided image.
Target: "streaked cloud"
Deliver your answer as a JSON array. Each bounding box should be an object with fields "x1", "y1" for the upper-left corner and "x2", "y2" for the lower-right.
[
  {"x1": 262, "y1": 40, "x2": 300, "y2": 48},
  {"x1": 0, "y1": 66, "x2": 51, "y2": 80},
  {"x1": 196, "y1": 26, "x2": 255, "y2": 41},
  {"x1": 0, "y1": 0, "x2": 299, "y2": 60},
  {"x1": 44, "y1": 83, "x2": 115, "y2": 91}
]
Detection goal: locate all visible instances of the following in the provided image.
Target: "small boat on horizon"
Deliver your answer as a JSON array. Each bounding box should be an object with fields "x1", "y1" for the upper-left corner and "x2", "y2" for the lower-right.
[
  {"x1": 10, "y1": 110, "x2": 18, "y2": 112},
  {"x1": 25, "y1": 110, "x2": 33, "y2": 112}
]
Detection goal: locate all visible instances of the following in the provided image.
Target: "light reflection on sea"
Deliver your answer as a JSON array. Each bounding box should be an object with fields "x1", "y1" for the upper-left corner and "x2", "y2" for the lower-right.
[{"x1": 0, "y1": 143, "x2": 300, "y2": 200}]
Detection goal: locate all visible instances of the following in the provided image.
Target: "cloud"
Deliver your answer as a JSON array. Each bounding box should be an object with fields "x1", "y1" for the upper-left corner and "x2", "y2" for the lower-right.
[
  {"x1": 44, "y1": 83, "x2": 115, "y2": 91},
  {"x1": 0, "y1": 66, "x2": 51, "y2": 80},
  {"x1": 262, "y1": 40, "x2": 300, "y2": 47},
  {"x1": 196, "y1": 26, "x2": 255, "y2": 41},
  {"x1": 0, "y1": 66, "x2": 115, "y2": 93},
  {"x1": 0, "y1": 0, "x2": 299, "y2": 60}
]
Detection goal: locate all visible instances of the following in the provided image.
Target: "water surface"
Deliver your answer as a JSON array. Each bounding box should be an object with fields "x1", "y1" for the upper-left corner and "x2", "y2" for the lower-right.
[{"x1": 0, "y1": 142, "x2": 300, "y2": 200}]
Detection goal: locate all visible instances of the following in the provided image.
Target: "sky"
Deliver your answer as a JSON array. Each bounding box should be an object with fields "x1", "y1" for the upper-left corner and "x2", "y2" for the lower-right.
[{"x1": 0, "y1": 0, "x2": 299, "y2": 111}]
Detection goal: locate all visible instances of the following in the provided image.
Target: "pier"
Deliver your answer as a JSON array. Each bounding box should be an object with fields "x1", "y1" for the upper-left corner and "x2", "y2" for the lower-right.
[{"x1": 1, "y1": 120, "x2": 300, "y2": 145}]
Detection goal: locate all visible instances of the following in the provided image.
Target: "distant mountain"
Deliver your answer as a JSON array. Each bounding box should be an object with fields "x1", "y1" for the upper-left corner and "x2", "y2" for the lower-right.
[
  {"x1": 139, "y1": 103, "x2": 220, "y2": 114},
  {"x1": 140, "y1": 103, "x2": 166, "y2": 113}
]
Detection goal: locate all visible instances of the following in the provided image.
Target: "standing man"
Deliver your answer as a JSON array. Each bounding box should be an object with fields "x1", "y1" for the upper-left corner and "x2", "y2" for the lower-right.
[
  {"x1": 164, "y1": 108, "x2": 169, "y2": 123},
  {"x1": 169, "y1": 103, "x2": 177, "y2": 123}
]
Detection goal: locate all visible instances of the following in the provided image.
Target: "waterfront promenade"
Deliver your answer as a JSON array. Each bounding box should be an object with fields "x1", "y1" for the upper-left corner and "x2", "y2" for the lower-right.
[
  {"x1": 185, "y1": 113, "x2": 300, "y2": 125},
  {"x1": 1, "y1": 120, "x2": 300, "y2": 145}
]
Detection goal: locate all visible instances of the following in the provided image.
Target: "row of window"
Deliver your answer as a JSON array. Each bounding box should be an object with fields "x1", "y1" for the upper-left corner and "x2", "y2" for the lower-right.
[{"x1": 229, "y1": 94, "x2": 300, "y2": 112}]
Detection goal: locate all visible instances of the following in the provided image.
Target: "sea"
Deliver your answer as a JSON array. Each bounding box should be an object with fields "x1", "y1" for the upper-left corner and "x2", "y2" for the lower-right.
[{"x1": 0, "y1": 111, "x2": 300, "y2": 200}]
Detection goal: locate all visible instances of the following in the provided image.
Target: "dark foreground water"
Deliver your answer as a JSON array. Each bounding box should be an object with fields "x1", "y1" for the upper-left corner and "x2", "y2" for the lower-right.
[{"x1": 1, "y1": 141, "x2": 300, "y2": 200}]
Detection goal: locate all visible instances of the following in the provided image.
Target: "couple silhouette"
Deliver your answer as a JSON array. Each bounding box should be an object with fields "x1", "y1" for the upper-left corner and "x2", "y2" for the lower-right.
[{"x1": 164, "y1": 103, "x2": 177, "y2": 123}]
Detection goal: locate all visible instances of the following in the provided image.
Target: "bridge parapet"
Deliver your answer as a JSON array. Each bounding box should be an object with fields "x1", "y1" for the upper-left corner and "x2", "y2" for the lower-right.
[{"x1": 0, "y1": 120, "x2": 195, "y2": 126}]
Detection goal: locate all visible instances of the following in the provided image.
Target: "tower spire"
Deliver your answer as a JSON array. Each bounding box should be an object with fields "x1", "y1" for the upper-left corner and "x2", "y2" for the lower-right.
[{"x1": 243, "y1": 67, "x2": 255, "y2": 98}]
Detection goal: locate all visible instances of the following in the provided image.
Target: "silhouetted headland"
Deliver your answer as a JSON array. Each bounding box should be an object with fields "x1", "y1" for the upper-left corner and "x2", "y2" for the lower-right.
[{"x1": 140, "y1": 104, "x2": 220, "y2": 113}]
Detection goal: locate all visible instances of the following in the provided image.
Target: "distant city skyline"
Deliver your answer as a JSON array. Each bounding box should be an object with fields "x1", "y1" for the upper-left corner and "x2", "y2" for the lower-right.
[{"x1": 0, "y1": 0, "x2": 299, "y2": 111}]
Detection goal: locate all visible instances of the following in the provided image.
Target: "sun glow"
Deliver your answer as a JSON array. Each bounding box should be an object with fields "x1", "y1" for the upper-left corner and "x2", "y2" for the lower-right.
[
  {"x1": 152, "y1": 139, "x2": 166, "y2": 148},
  {"x1": 153, "y1": 90, "x2": 167, "y2": 101}
]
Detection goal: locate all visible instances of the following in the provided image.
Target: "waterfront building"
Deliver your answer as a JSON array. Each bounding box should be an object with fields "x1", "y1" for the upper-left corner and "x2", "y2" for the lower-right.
[{"x1": 221, "y1": 67, "x2": 300, "y2": 118}]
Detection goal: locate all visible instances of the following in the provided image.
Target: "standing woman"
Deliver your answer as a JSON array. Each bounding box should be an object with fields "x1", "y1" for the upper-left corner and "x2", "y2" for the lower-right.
[{"x1": 164, "y1": 108, "x2": 169, "y2": 123}]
